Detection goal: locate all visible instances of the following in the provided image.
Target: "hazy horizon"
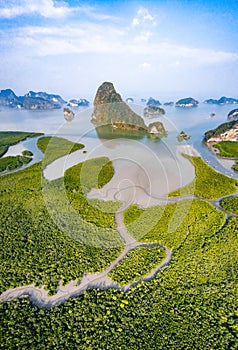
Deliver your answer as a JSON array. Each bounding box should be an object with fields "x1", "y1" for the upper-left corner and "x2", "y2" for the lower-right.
[{"x1": 1, "y1": 0, "x2": 238, "y2": 101}]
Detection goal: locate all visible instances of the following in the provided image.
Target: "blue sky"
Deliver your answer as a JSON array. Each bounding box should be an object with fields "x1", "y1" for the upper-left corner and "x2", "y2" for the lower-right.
[{"x1": 0, "y1": 0, "x2": 238, "y2": 100}]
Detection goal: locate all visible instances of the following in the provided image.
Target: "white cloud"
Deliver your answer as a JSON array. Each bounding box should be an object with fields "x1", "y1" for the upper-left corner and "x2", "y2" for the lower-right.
[
  {"x1": 1, "y1": 4, "x2": 237, "y2": 70},
  {"x1": 2, "y1": 23, "x2": 126, "y2": 57},
  {"x1": 0, "y1": 0, "x2": 120, "y2": 20},
  {"x1": 1, "y1": 5, "x2": 238, "y2": 98},
  {"x1": 3, "y1": 21, "x2": 238, "y2": 68},
  {"x1": 132, "y1": 7, "x2": 156, "y2": 27},
  {"x1": 139, "y1": 62, "x2": 151, "y2": 70},
  {"x1": 0, "y1": 0, "x2": 72, "y2": 18},
  {"x1": 134, "y1": 31, "x2": 153, "y2": 43},
  {"x1": 132, "y1": 18, "x2": 139, "y2": 27}
]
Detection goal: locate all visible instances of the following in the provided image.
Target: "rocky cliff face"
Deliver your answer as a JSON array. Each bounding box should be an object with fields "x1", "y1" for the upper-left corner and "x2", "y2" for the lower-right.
[
  {"x1": 91, "y1": 82, "x2": 146, "y2": 130},
  {"x1": 63, "y1": 107, "x2": 75, "y2": 121},
  {"x1": 204, "y1": 121, "x2": 238, "y2": 143},
  {"x1": 25, "y1": 91, "x2": 66, "y2": 105},
  {"x1": 91, "y1": 82, "x2": 167, "y2": 138},
  {"x1": 93, "y1": 82, "x2": 122, "y2": 105},
  {"x1": 23, "y1": 96, "x2": 61, "y2": 110},
  {"x1": 0, "y1": 89, "x2": 21, "y2": 108},
  {"x1": 148, "y1": 122, "x2": 167, "y2": 136}
]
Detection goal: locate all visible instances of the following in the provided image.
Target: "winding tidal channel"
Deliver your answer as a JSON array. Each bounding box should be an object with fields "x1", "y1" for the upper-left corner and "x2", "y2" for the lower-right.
[
  {"x1": 1, "y1": 126, "x2": 238, "y2": 308},
  {"x1": 1, "y1": 185, "x2": 237, "y2": 309}
]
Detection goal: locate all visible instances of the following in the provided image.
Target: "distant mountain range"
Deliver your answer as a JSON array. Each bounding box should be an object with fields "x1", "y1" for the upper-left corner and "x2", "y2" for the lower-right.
[
  {"x1": 0, "y1": 89, "x2": 65, "y2": 110},
  {"x1": 67, "y1": 99, "x2": 89, "y2": 107},
  {"x1": 1, "y1": 88, "x2": 238, "y2": 111},
  {"x1": 204, "y1": 96, "x2": 238, "y2": 105},
  {"x1": 0, "y1": 89, "x2": 89, "y2": 110}
]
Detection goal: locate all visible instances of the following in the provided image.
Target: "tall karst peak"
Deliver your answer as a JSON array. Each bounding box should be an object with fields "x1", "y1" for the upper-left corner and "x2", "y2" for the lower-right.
[
  {"x1": 91, "y1": 82, "x2": 167, "y2": 139},
  {"x1": 93, "y1": 82, "x2": 123, "y2": 105},
  {"x1": 92, "y1": 82, "x2": 146, "y2": 129}
]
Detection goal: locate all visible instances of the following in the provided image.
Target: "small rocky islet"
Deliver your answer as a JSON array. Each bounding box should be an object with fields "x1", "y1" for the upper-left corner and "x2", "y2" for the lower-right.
[
  {"x1": 143, "y1": 105, "x2": 165, "y2": 118},
  {"x1": 175, "y1": 97, "x2": 199, "y2": 107},
  {"x1": 177, "y1": 131, "x2": 191, "y2": 141},
  {"x1": 228, "y1": 109, "x2": 238, "y2": 121}
]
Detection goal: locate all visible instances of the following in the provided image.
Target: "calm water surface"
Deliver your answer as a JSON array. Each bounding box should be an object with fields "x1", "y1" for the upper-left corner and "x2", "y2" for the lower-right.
[{"x1": 1, "y1": 103, "x2": 238, "y2": 179}]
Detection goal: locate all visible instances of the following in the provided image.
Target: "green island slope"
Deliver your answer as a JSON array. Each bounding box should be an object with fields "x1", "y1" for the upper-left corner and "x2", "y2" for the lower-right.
[{"x1": 0, "y1": 139, "x2": 238, "y2": 349}]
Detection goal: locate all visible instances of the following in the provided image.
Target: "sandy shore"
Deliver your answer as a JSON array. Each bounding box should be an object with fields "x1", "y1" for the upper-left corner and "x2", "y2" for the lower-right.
[
  {"x1": 216, "y1": 157, "x2": 236, "y2": 170},
  {"x1": 3, "y1": 143, "x2": 26, "y2": 157},
  {"x1": 88, "y1": 144, "x2": 198, "y2": 209}
]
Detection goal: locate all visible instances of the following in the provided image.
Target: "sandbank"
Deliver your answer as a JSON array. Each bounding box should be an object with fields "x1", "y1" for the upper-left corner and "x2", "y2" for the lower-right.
[
  {"x1": 3, "y1": 143, "x2": 26, "y2": 157},
  {"x1": 44, "y1": 138, "x2": 198, "y2": 209}
]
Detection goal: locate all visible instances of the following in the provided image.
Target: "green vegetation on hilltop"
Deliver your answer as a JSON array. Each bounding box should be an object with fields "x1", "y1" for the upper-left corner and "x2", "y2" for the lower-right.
[
  {"x1": 213, "y1": 141, "x2": 238, "y2": 158},
  {"x1": 204, "y1": 120, "x2": 237, "y2": 141},
  {"x1": 221, "y1": 196, "x2": 238, "y2": 215},
  {"x1": 37, "y1": 136, "x2": 84, "y2": 166},
  {"x1": 108, "y1": 245, "x2": 166, "y2": 285},
  {"x1": 169, "y1": 155, "x2": 238, "y2": 199},
  {"x1": 0, "y1": 131, "x2": 43, "y2": 157}
]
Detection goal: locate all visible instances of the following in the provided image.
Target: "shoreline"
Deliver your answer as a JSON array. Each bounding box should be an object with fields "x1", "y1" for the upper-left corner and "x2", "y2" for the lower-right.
[
  {"x1": 88, "y1": 144, "x2": 198, "y2": 209},
  {"x1": 204, "y1": 140, "x2": 237, "y2": 172},
  {"x1": 44, "y1": 140, "x2": 197, "y2": 209}
]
